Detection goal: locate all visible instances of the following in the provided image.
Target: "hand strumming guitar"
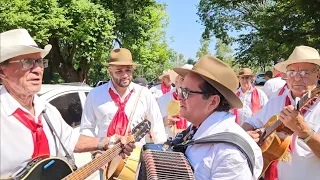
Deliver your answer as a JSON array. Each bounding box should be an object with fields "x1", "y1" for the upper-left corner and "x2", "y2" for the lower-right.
[
  {"x1": 247, "y1": 129, "x2": 263, "y2": 143},
  {"x1": 279, "y1": 105, "x2": 313, "y2": 139}
]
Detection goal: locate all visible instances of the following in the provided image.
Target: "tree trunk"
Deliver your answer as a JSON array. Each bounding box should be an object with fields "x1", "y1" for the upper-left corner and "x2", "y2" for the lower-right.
[{"x1": 49, "y1": 38, "x2": 87, "y2": 83}]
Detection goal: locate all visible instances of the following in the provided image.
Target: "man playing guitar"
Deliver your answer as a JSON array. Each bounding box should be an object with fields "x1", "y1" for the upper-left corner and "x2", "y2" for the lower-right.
[{"x1": 242, "y1": 46, "x2": 320, "y2": 180}]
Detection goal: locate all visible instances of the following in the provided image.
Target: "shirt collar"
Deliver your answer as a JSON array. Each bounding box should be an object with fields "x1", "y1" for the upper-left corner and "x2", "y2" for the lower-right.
[
  {"x1": 0, "y1": 86, "x2": 47, "y2": 118},
  {"x1": 107, "y1": 80, "x2": 137, "y2": 98},
  {"x1": 238, "y1": 85, "x2": 254, "y2": 95},
  {"x1": 193, "y1": 111, "x2": 233, "y2": 139}
]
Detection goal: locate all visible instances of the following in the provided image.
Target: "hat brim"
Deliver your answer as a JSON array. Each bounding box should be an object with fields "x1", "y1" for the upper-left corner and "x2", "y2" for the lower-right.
[
  {"x1": 0, "y1": 44, "x2": 52, "y2": 63},
  {"x1": 102, "y1": 62, "x2": 140, "y2": 66},
  {"x1": 173, "y1": 67, "x2": 243, "y2": 109},
  {"x1": 275, "y1": 59, "x2": 320, "y2": 73}
]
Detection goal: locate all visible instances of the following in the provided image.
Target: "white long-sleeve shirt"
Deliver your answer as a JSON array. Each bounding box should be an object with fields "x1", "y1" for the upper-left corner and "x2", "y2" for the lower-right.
[
  {"x1": 235, "y1": 87, "x2": 269, "y2": 125},
  {"x1": 80, "y1": 81, "x2": 167, "y2": 144},
  {"x1": 0, "y1": 87, "x2": 79, "y2": 178},
  {"x1": 262, "y1": 77, "x2": 286, "y2": 99},
  {"x1": 186, "y1": 112, "x2": 263, "y2": 180},
  {"x1": 246, "y1": 90, "x2": 320, "y2": 180}
]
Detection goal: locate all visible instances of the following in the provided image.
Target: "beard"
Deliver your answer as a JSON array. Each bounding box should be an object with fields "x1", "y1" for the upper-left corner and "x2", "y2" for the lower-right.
[{"x1": 112, "y1": 76, "x2": 132, "y2": 88}]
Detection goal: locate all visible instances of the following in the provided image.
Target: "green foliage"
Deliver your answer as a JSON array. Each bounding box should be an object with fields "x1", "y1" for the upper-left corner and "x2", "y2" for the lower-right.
[
  {"x1": 0, "y1": 0, "x2": 173, "y2": 84},
  {"x1": 197, "y1": 0, "x2": 320, "y2": 70},
  {"x1": 196, "y1": 38, "x2": 212, "y2": 59}
]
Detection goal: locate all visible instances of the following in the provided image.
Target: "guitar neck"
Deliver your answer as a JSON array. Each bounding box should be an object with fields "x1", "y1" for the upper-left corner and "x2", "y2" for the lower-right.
[{"x1": 63, "y1": 143, "x2": 122, "y2": 180}]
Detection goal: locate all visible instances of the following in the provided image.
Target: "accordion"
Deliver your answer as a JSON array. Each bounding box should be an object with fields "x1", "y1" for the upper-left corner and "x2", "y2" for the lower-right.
[{"x1": 136, "y1": 144, "x2": 194, "y2": 180}]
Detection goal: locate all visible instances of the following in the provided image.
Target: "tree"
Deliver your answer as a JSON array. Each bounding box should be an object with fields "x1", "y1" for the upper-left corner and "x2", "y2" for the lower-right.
[
  {"x1": 197, "y1": 0, "x2": 320, "y2": 69},
  {"x1": 196, "y1": 38, "x2": 212, "y2": 59},
  {"x1": 0, "y1": 0, "x2": 173, "y2": 85},
  {"x1": 187, "y1": 58, "x2": 196, "y2": 65}
]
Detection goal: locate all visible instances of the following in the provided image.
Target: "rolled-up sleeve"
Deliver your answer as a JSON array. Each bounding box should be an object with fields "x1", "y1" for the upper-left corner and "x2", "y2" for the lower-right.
[
  {"x1": 80, "y1": 91, "x2": 97, "y2": 137},
  {"x1": 245, "y1": 106, "x2": 265, "y2": 129},
  {"x1": 145, "y1": 89, "x2": 167, "y2": 143}
]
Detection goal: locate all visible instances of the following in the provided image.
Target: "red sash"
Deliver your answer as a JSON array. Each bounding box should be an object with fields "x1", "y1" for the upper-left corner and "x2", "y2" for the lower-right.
[
  {"x1": 274, "y1": 73, "x2": 282, "y2": 78},
  {"x1": 278, "y1": 83, "x2": 288, "y2": 96},
  {"x1": 234, "y1": 87, "x2": 261, "y2": 124},
  {"x1": 173, "y1": 92, "x2": 188, "y2": 129},
  {"x1": 161, "y1": 82, "x2": 171, "y2": 94},
  {"x1": 107, "y1": 88, "x2": 134, "y2": 137},
  {"x1": 12, "y1": 108, "x2": 50, "y2": 158}
]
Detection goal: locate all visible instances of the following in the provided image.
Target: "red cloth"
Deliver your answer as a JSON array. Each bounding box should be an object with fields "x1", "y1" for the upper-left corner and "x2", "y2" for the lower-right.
[
  {"x1": 107, "y1": 88, "x2": 134, "y2": 137},
  {"x1": 233, "y1": 87, "x2": 261, "y2": 124},
  {"x1": 161, "y1": 82, "x2": 171, "y2": 94},
  {"x1": 274, "y1": 73, "x2": 282, "y2": 78},
  {"x1": 278, "y1": 83, "x2": 288, "y2": 96},
  {"x1": 172, "y1": 92, "x2": 188, "y2": 129},
  {"x1": 12, "y1": 108, "x2": 50, "y2": 158}
]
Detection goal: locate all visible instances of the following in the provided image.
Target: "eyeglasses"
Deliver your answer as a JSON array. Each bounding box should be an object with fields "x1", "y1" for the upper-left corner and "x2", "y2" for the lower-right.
[
  {"x1": 240, "y1": 76, "x2": 251, "y2": 80},
  {"x1": 9, "y1": 58, "x2": 49, "y2": 70},
  {"x1": 178, "y1": 87, "x2": 207, "y2": 99},
  {"x1": 286, "y1": 69, "x2": 318, "y2": 78}
]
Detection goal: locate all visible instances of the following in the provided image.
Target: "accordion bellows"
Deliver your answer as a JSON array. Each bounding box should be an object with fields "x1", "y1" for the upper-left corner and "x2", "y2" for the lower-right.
[{"x1": 137, "y1": 148, "x2": 194, "y2": 180}]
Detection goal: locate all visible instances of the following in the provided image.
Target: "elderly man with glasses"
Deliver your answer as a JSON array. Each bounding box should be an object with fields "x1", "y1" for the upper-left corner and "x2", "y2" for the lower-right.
[
  {"x1": 243, "y1": 46, "x2": 320, "y2": 180},
  {"x1": 0, "y1": 29, "x2": 135, "y2": 179},
  {"x1": 234, "y1": 68, "x2": 268, "y2": 125}
]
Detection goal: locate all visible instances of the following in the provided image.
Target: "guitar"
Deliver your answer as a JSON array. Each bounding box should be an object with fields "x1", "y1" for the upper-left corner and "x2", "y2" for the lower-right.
[
  {"x1": 104, "y1": 120, "x2": 147, "y2": 180},
  {"x1": 258, "y1": 87, "x2": 320, "y2": 177},
  {"x1": 5, "y1": 120, "x2": 151, "y2": 180}
]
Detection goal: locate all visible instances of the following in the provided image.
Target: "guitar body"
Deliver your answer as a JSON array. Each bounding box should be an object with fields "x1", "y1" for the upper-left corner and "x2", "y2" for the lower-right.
[
  {"x1": 259, "y1": 115, "x2": 292, "y2": 176},
  {"x1": 105, "y1": 147, "x2": 142, "y2": 180},
  {"x1": 14, "y1": 156, "x2": 73, "y2": 180}
]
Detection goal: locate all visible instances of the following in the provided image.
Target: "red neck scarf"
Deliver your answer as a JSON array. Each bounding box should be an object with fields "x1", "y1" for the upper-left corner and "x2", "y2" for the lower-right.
[
  {"x1": 107, "y1": 88, "x2": 134, "y2": 137},
  {"x1": 173, "y1": 92, "x2": 188, "y2": 129},
  {"x1": 274, "y1": 73, "x2": 282, "y2": 78},
  {"x1": 233, "y1": 87, "x2": 261, "y2": 124},
  {"x1": 278, "y1": 83, "x2": 288, "y2": 96},
  {"x1": 161, "y1": 82, "x2": 171, "y2": 94},
  {"x1": 12, "y1": 108, "x2": 50, "y2": 158}
]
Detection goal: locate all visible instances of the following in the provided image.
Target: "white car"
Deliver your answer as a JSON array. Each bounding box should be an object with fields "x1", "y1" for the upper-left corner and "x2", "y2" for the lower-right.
[
  {"x1": 254, "y1": 73, "x2": 266, "y2": 85},
  {"x1": 38, "y1": 83, "x2": 99, "y2": 180}
]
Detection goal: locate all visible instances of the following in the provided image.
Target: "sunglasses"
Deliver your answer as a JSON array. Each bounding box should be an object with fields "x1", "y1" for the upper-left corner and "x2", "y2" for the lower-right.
[
  {"x1": 178, "y1": 87, "x2": 207, "y2": 99},
  {"x1": 9, "y1": 58, "x2": 49, "y2": 70}
]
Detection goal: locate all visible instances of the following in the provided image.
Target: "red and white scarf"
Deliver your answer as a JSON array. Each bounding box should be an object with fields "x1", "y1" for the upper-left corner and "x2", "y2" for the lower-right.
[{"x1": 233, "y1": 87, "x2": 261, "y2": 124}]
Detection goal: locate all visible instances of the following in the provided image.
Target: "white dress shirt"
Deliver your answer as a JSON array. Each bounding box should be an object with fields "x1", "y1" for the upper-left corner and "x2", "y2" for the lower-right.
[
  {"x1": 185, "y1": 112, "x2": 263, "y2": 180},
  {"x1": 157, "y1": 88, "x2": 191, "y2": 138},
  {"x1": 0, "y1": 87, "x2": 79, "y2": 178},
  {"x1": 235, "y1": 87, "x2": 268, "y2": 125},
  {"x1": 149, "y1": 84, "x2": 172, "y2": 99},
  {"x1": 271, "y1": 84, "x2": 289, "y2": 99},
  {"x1": 246, "y1": 90, "x2": 320, "y2": 180},
  {"x1": 80, "y1": 81, "x2": 167, "y2": 144},
  {"x1": 262, "y1": 77, "x2": 286, "y2": 99}
]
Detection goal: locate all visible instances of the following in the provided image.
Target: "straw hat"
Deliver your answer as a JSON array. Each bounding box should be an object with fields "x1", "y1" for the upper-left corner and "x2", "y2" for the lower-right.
[
  {"x1": 0, "y1": 29, "x2": 52, "y2": 63},
  {"x1": 275, "y1": 46, "x2": 320, "y2": 73},
  {"x1": 237, "y1": 68, "x2": 255, "y2": 77},
  {"x1": 169, "y1": 64, "x2": 194, "y2": 83},
  {"x1": 173, "y1": 55, "x2": 242, "y2": 108},
  {"x1": 158, "y1": 69, "x2": 173, "y2": 80},
  {"x1": 103, "y1": 48, "x2": 139, "y2": 66}
]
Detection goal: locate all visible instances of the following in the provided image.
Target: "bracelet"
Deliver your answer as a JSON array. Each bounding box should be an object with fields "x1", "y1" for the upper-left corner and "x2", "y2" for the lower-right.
[
  {"x1": 91, "y1": 151, "x2": 102, "y2": 159},
  {"x1": 299, "y1": 129, "x2": 315, "y2": 144},
  {"x1": 97, "y1": 137, "x2": 105, "y2": 151}
]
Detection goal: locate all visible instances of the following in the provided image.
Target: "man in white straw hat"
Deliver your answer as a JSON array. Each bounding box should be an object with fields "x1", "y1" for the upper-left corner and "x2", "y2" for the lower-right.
[
  {"x1": 80, "y1": 48, "x2": 167, "y2": 179},
  {"x1": 243, "y1": 45, "x2": 320, "y2": 180},
  {"x1": 173, "y1": 55, "x2": 263, "y2": 179},
  {"x1": 0, "y1": 29, "x2": 135, "y2": 178},
  {"x1": 157, "y1": 64, "x2": 193, "y2": 138},
  {"x1": 234, "y1": 68, "x2": 268, "y2": 126},
  {"x1": 149, "y1": 69, "x2": 175, "y2": 99}
]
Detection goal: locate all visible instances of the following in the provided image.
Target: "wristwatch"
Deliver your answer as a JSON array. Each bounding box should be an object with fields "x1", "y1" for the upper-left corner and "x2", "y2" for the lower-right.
[
  {"x1": 97, "y1": 137, "x2": 105, "y2": 151},
  {"x1": 299, "y1": 129, "x2": 315, "y2": 144}
]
